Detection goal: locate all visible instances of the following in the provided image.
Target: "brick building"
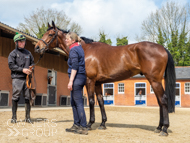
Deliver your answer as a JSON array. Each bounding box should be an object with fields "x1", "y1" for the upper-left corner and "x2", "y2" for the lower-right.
[
  {"x1": 1, "y1": 21, "x2": 190, "y2": 108},
  {"x1": 84, "y1": 67, "x2": 190, "y2": 107},
  {"x1": 0, "y1": 21, "x2": 71, "y2": 107}
]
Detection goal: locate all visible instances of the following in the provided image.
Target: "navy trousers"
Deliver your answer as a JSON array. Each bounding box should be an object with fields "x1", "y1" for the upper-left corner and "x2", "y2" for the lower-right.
[{"x1": 70, "y1": 77, "x2": 87, "y2": 127}]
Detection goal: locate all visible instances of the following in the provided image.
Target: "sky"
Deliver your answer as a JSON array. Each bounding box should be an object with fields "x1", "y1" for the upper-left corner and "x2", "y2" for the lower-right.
[{"x1": 0, "y1": 0, "x2": 189, "y2": 45}]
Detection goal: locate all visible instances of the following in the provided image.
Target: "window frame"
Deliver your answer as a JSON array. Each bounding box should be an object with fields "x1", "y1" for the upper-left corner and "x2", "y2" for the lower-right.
[
  {"x1": 134, "y1": 82, "x2": 147, "y2": 106},
  {"x1": 185, "y1": 82, "x2": 190, "y2": 94},
  {"x1": 150, "y1": 85, "x2": 154, "y2": 94},
  {"x1": 118, "y1": 83, "x2": 125, "y2": 94}
]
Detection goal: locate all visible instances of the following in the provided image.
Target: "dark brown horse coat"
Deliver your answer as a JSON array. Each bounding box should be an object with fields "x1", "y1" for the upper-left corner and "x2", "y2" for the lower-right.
[
  {"x1": 35, "y1": 21, "x2": 176, "y2": 136},
  {"x1": 82, "y1": 41, "x2": 167, "y2": 84}
]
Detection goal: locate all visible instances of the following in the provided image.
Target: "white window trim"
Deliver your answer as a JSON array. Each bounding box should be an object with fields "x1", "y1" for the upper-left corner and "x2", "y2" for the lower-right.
[
  {"x1": 150, "y1": 85, "x2": 154, "y2": 94},
  {"x1": 175, "y1": 82, "x2": 181, "y2": 107},
  {"x1": 175, "y1": 82, "x2": 180, "y2": 95},
  {"x1": 185, "y1": 82, "x2": 190, "y2": 94},
  {"x1": 103, "y1": 83, "x2": 115, "y2": 105},
  {"x1": 134, "y1": 82, "x2": 147, "y2": 106},
  {"x1": 118, "y1": 83, "x2": 124, "y2": 94}
]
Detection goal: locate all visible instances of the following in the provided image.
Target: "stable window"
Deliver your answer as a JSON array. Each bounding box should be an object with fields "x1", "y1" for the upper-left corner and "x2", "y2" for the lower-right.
[
  {"x1": 103, "y1": 83, "x2": 114, "y2": 105},
  {"x1": 175, "y1": 83, "x2": 180, "y2": 96},
  {"x1": 104, "y1": 83, "x2": 114, "y2": 96},
  {"x1": 118, "y1": 83, "x2": 124, "y2": 94},
  {"x1": 135, "y1": 83, "x2": 146, "y2": 96},
  {"x1": 175, "y1": 83, "x2": 181, "y2": 106},
  {"x1": 135, "y1": 83, "x2": 146, "y2": 105},
  {"x1": 185, "y1": 83, "x2": 190, "y2": 94}
]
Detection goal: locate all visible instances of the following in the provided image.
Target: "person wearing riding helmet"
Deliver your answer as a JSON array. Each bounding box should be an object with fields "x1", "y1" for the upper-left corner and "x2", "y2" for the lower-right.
[{"x1": 8, "y1": 32, "x2": 34, "y2": 123}]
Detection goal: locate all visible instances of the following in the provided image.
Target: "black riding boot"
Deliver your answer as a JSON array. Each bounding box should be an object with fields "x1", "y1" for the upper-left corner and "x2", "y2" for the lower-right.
[
  {"x1": 11, "y1": 100, "x2": 18, "y2": 123},
  {"x1": 25, "y1": 100, "x2": 32, "y2": 123}
]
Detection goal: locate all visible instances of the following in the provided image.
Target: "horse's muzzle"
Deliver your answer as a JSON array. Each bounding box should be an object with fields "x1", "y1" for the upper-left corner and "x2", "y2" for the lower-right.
[
  {"x1": 35, "y1": 46, "x2": 40, "y2": 53},
  {"x1": 35, "y1": 46, "x2": 45, "y2": 54}
]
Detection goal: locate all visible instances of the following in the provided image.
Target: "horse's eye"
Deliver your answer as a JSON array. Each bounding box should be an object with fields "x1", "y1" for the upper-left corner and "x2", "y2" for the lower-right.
[{"x1": 49, "y1": 34, "x2": 53, "y2": 37}]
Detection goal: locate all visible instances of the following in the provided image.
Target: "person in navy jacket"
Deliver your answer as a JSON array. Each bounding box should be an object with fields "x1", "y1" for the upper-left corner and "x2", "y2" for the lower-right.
[{"x1": 65, "y1": 32, "x2": 88, "y2": 135}]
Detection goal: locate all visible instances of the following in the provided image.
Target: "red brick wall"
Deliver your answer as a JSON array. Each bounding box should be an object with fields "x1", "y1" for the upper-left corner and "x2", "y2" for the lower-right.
[
  {"x1": 83, "y1": 78, "x2": 190, "y2": 107},
  {"x1": 56, "y1": 72, "x2": 70, "y2": 105},
  {"x1": 115, "y1": 79, "x2": 135, "y2": 106},
  {"x1": 114, "y1": 78, "x2": 159, "y2": 106},
  {"x1": 178, "y1": 80, "x2": 190, "y2": 107},
  {"x1": 0, "y1": 56, "x2": 12, "y2": 106},
  {"x1": 0, "y1": 56, "x2": 70, "y2": 106},
  {"x1": 2, "y1": 55, "x2": 190, "y2": 107}
]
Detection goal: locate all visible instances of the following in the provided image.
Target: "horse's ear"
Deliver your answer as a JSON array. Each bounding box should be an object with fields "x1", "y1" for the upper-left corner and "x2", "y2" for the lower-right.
[
  {"x1": 52, "y1": 21, "x2": 57, "y2": 30},
  {"x1": 48, "y1": 22, "x2": 51, "y2": 28}
]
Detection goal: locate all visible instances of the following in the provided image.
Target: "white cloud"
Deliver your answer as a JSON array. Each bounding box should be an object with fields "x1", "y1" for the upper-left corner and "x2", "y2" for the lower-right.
[
  {"x1": 51, "y1": 0, "x2": 158, "y2": 44},
  {"x1": 1, "y1": 0, "x2": 189, "y2": 45},
  {"x1": 0, "y1": 0, "x2": 65, "y2": 27}
]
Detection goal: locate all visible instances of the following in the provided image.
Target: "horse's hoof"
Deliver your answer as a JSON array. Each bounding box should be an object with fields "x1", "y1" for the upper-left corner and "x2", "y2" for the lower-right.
[
  {"x1": 159, "y1": 131, "x2": 168, "y2": 136},
  {"x1": 98, "y1": 126, "x2": 106, "y2": 130},
  {"x1": 154, "y1": 128, "x2": 162, "y2": 133},
  {"x1": 87, "y1": 126, "x2": 92, "y2": 130}
]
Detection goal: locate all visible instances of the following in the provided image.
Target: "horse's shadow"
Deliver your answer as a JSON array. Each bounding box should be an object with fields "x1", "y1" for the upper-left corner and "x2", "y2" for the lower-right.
[
  {"x1": 30, "y1": 118, "x2": 73, "y2": 123},
  {"x1": 28, "y1": 119, "x2": 172, "y2": 133},
  {"x1": 15, "y1": 118, "x2": 49, "y2": 123},
  {"x1": 30, "y1": 118, "x2": 49, "y2": 122},
  {"x1": 92, "y1": 122, "x2": 173, "y2": 133}
]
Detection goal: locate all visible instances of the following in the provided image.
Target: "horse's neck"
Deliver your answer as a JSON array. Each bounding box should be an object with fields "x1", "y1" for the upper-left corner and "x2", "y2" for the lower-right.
[
  {"x1": 80, "y1": 40, "x2": 89, "y2": 53},
  {"x1": 58, "y1": 36, "x2": 89, "y2": 55},
  {"x1": 59, "y1": 35, "x2": 70, "y2": 55}
]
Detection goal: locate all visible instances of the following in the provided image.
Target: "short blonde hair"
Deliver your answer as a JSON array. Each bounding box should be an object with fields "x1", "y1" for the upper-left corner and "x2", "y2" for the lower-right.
[{"x1": 66, "y1": 32, "x2": 81, "y2": 42}]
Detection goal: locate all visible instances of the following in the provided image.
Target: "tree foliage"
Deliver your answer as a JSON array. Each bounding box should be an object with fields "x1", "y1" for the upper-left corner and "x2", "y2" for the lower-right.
[
  {"x1": 116, "y1": 36, "x2": 128, "y2": 46},
  {"x1": 17, "y1": 8, "x2": 82, "y2": 39},
  {"x1": 99, "y1": 31, "x2": 112, "y2": 45},
  {"x1": 138, "y1": 1, "x2": 190, "y2": 66}
]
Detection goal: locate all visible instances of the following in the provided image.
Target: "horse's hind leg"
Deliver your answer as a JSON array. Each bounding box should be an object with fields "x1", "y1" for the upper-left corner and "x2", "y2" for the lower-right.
[
  {"x1": 154, "y1": 96, "x2": 163, "y2": 133},
  {"x1": 95, "y1": 84, "x2": 107, "y2": 130},
  {"x1": 150, "y1": 81, "x2": 169, "y2": 136},
  {"x1": 86, "y1": 79, "x2": 96, "y2": 130}
]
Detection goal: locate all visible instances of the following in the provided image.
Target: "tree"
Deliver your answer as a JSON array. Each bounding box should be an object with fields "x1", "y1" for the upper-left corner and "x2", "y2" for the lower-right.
[
  {"x1": 99, "y1": 31, "x2": 112, "y2": 45},
  {"x1": 116, "y1": 36, "x2": 128, "y2": 46},
  {"x1": 137, "y1": 1, "x2": 190, "y2": 66},
  {"x1": 17, "y1": 7, "x2": 82, "y2": 39}
]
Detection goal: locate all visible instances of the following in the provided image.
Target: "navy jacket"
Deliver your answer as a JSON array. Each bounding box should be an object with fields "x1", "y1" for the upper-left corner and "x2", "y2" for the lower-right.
[
  {"x1": 8, "y1": 48, "x2": 34, "y2": 79},
  {"x1": 67, "y1": 45, "x2": 86, "y2": 78}
]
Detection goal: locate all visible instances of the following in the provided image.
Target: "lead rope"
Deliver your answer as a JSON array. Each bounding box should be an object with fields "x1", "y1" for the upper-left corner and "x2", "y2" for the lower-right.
[{"x1": 26, "y1": 54, "x2": 43, "y2": 105}]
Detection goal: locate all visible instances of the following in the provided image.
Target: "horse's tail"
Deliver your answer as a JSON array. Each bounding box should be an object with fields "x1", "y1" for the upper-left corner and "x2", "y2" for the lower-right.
[{"x1": 164, "y1": 49, "x2": 176, "y2": 113}]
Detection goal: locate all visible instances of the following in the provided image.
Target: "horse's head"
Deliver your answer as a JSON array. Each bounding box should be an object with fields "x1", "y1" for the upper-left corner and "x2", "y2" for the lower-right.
[{"x1": 34, "y1": 21, "x2": 69, "y2": 55}]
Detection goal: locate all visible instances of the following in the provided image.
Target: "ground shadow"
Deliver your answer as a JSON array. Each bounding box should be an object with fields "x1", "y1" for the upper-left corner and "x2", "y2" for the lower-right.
[
  {"x1": 54, "y1": 120, "x2": 73, "y2": 123},
  {"x1": 91, "y1": 122, "x2": 172, "y2": 133},
  {"x1": 30, "y1": 118, "x2": 73, "y2": 123},
  {"x1": 30, "y1": 118, "x2": 49, "y2": 122},
  {"x1": 12, "y1": 118, "x2": 48, "y2": 124}
]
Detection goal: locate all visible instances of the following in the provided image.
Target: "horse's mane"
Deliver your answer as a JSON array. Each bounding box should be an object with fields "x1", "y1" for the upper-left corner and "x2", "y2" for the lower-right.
[
  {"x1": 80, "y1": 37, "x2": 94, "y2": 44},
  {"x1": 47, "y1": 27, "x2": 69, "y2": 34},
  {"x1": 47, "y1": 27, "x2": 94, "y2": 44}
]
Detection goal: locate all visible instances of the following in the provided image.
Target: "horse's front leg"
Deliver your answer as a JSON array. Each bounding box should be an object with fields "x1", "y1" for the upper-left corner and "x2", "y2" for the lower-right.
[
  {"x1": 86, "y1": 79, "x2": 95, "y2": 130},
  {"x1": 95, "y1": 84, "x2": 107, "y2": 129}
]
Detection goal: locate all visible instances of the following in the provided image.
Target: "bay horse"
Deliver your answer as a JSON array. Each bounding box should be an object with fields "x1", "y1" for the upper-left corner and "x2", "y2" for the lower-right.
[{"x1": 34, "y1": 21, "x2": 176, "y2": 136}]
